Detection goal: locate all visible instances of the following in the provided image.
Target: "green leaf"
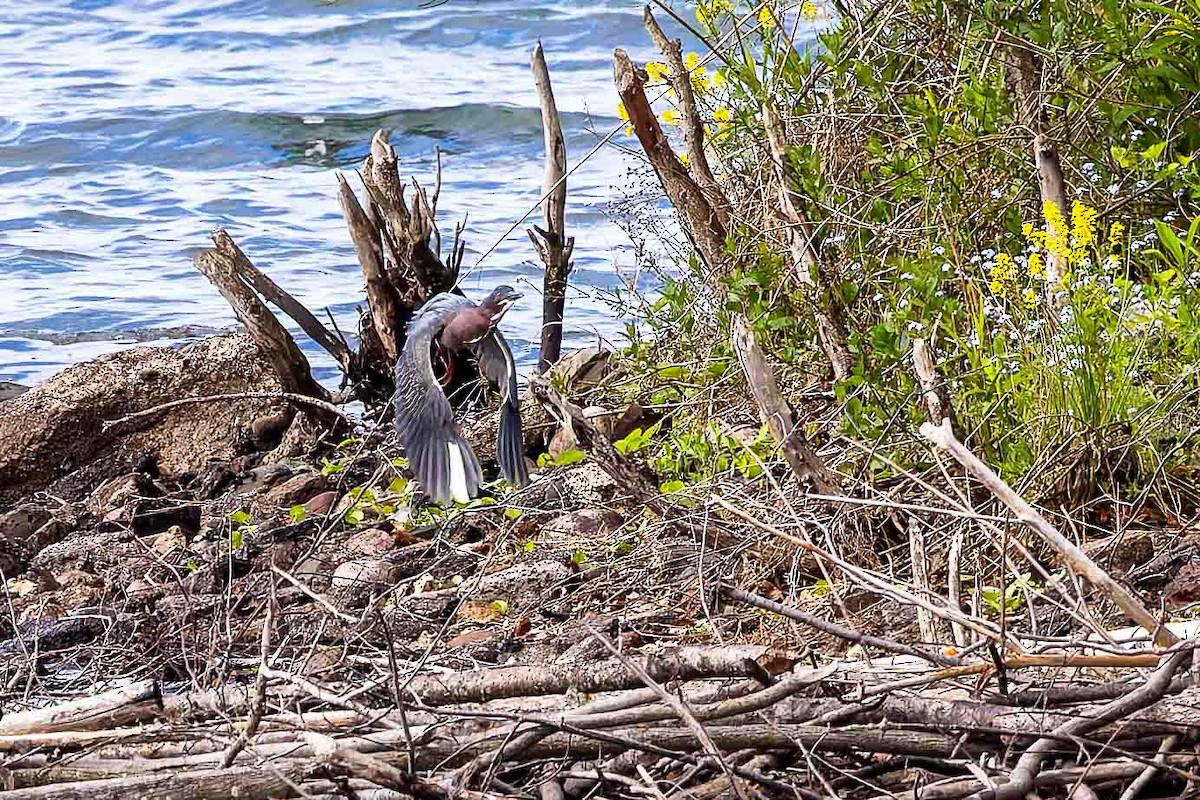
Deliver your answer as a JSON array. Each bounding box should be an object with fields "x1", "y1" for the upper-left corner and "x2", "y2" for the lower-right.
[
  {"x1": 536, "y1": 453, "x2": 553, "y2": 468},
  {"x1": 288, "y1": 505, "x2": 307, "y2": 523},
  {"x1": 570, "y1": 549, "x2": 588, "y2": 565},
  {"x1": 504, "y1": 507, "x2": 523, "y2": 520},
  {"x1": 554, "y1": 449, "x2": 586, "y2": 466},
  {"x1": 229, "y1": 510, "x2": 252, "y2": 526},
  {"x1": 660, "y1": 479, "x2": 687, "y2": 494},
  {"x1": 344, "y1": 506, "x2": 365, "y2": 526},
  {"x1": 387, "y1": 476, "x2": 408, "y2": 494},
  {"x1": 230, "y1": 528, "x2": 245, "y2": 551}
]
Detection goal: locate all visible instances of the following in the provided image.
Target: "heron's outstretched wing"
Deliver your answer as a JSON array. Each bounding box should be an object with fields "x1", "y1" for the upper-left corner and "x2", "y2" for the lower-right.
[
  {"x1": 472, "y1": 330, "x2": 530, "y2": 489},
  {"x1": 394, "y1": 294, "x2": 483, "y2": 505}
]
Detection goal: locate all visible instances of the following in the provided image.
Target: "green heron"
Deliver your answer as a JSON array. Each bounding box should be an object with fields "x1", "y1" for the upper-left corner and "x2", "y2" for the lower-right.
[{"x1": 394, "y1": 286, "x2": 530, "y2": 505}]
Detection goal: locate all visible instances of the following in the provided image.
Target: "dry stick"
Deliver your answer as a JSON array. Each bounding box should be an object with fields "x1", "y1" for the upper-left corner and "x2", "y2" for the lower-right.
[
  {"x1": 762, "y1": 103, "x2": 854, "y2": 381},
  {"x1": 528, "y1": 42, "x2": 575, "y2": 374},
  {"x1": 1003, "y1": 41, "x2": 1070, "y2": 290},
  {"x1": 583, "y1": 622, "x2": 749, "y2": 800},
  {"x1": 195, "y1": 229, "x2": 330, "y2": 401},
  {"x1": 101, "y1": 392, "x2": 349, "y2": 435},
  {"x1": 642, "y1": 6, "x2": 725, "y2": 221},
  {"x1": 337, "y1": 171, "x2": 402, "y2": 363},
  {"x1": 713, "y1": 495, "x2": 1008, "y2": 644},
  {"x1": 220, "y1": 584, "x2": 275, "y2": 768},
  {"x1": 906, "y1": 514, "x2": 944, "y2": 646},
  {"x1": 612, "y1": 45, "x2": 840, "y2": 492},
  {"x1": 222, "y1": 238, "x2": 351, "y2": 371},
  {"x1": 0, "y1": 681, "x2": 160, "y2": 736},
  {"x1": 732, "y1": 315, "x2": 840, "y2": 493},
  {"x1": 305, "y1": 732, "x2": 484, "y2": 800},
  {"x1": 921, "y1": 420, "x2": 1178, "y2": 648},
  {"x1": 613, "y1": 48, "x2": 729, "y2": 274},
  {"x1": 967, "y1": 649, "x2": 1192, "y2": 800},
  {"x1": 901, "y1": 754, "x2": 1200, "y2": 800},
  {"x1": 1116, "y1": 734, "x2": 1180, "y2": 800},
  {"x1": 364, "y1": 131, "x2": 454, "y2": 296},
  {"x1": 722, "y1": 585, "x2": 961, "y2": 668},
  {"x1": 912, "y1": 337, "x2": 959, "y2": 436}
]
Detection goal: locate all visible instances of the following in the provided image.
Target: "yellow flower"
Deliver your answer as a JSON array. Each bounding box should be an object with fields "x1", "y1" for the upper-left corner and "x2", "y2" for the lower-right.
[
  {"x1": 695, "y1": 0, "x2": 733, "y2": 25},
  {"x1": 1109, "y1": 220, "x2": 1126, "y2": 242},
  {"x1": 800, "y1": 1, "x2": 819, "y2": 19},
  {"x1": 616, "y1": 101, "x2": 633, "y2": 136},
  {"x1": 758, "y1": 5, "x2": 776, "y2": 28},
  {"x1": 1022, "y1": 222, "x2": 1034, "y2": 239},
  {"x1": 661, "y1": 108, "x2": 681, "y2": 126},
  {"x1": 1043, "y1": 201, "x2": 1070, "y2": 263},
  {"x1": 712, "y1": 69, "x2": 727, "y2": 88},
  {"x1": 989, "y1": 253, "x2": 1018, "y2": 299},
  {"x1": 1069, "y1": 200, "x2": 1098, "y2": 265},
  {"x1": 1028, "y1": 252, "x2": 1045, "y2": 280},
  {"x1": 646, "y1": 61, "x2": 670, "y2": 83},
  {"x1": 684, "y1": 52, "x2": 710, "y2": 94},
  {"x1": 1021, "y1": 287, "x2": 1038, "y2": 310},
  {"x1": 679, "y1": 152, "x2": 690, "y2": 166}
]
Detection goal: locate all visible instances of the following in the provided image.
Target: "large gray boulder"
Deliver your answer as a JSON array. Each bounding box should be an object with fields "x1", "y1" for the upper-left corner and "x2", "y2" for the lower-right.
[{"x1": 0, "y1": 333, "x2": 283, "y2": 505}]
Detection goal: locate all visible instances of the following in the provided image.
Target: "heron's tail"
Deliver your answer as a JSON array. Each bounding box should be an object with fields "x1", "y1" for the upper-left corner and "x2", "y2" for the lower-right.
[{"x1": 497, "y1": 398, "x2": 529, "y2": 489}]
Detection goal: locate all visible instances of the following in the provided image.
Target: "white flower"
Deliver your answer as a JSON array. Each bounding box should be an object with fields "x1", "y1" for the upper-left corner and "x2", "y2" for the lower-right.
[
  {"x1": 900, "y1": 272, "x2": 915, "y2": 280},
  {"x1": 1107, "y1": 183, "x2": 1120, "y2": 195},
  {"x1": 1147, "y1": 117, "x2": 1157, "y2": 125},
  {"x1": 991, "y1": 188, "x2": 1003, "y2": 199},
  {"x1": 872, "y1": 292, "x2": 884, "y2": 302},
  {"x1": 932, "y1": 245, "x2": 945, "y2": 255},
  {"x1": 941, "y1": 263, "x2": 952, "y2": 272}
]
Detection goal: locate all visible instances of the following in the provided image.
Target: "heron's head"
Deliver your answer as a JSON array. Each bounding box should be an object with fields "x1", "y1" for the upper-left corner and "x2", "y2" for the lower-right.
[{"x1": 481, "y1": 285, "x2": 522, "y2": 324}]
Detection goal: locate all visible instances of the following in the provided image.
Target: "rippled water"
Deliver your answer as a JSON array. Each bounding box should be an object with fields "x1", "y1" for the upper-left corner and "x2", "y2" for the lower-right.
[{"x1": 0, "y1": 0, "x2": 672, "y2": 385}]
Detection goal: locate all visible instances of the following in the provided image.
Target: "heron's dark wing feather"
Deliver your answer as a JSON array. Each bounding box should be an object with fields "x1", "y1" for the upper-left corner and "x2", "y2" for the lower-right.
[
  {"x1": 471, "y1": 330, "x2": 530, "y2": 489},
  {"x1": 395, "y1": 294, "x2": 483, "y2": 505}
]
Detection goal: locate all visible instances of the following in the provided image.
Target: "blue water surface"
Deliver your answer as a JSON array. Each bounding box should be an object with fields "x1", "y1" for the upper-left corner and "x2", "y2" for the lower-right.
[{"x1": 0, "y1": 0, "x2": 673, "y2": 385}]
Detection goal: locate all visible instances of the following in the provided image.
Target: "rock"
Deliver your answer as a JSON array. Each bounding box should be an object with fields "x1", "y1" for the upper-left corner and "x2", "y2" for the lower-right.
[
  {"x1": 344, "y1": 528, "x2": 394, "y2": 557},
  {"x1": 542, "y1": 508, "x2": 624, "y2": 538},
  {"x1": 263, "y1": 472, "x2": 326, "y2": 509},
  {"x1": 330, "y1": 558, "x2": 400, "y2": 608},
  {"x1": 0, "y1": 381, "x2": 30, "y2": 403},
  {"x1": 86, "y1": 472, "x2": 161, "y2": 520},
  {"x1": 474, "y1": 560, "x2": 573, "y2": 611},
  {"x1": 0, "y1": 504, "x2": 65, "y2": 575},
  {"x1": 0, "y1": 333, "x2": 284, "y2": 506},
  {"x1": 304, "y1": 491, "x2": 340, "y2": 517}
]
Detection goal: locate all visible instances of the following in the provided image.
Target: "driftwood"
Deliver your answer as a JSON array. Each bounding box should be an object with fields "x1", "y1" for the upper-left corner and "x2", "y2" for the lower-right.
[
  {"x1": 528, "y1": 42, "x2": 575, "y2": 374},
  {"x1": 194, "y1": 230, "x2": 330, "y2": 402},
  {"x1": 922, "y1": 420, "x2": 1178, "y2": 647}
]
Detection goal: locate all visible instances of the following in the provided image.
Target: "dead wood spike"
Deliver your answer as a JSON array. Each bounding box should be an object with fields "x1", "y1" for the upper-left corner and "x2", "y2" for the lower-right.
[
  {"x1": 194, "y1": 230, "x2": 330, "y2": 403},
  {"x1": 529, "y1": 41, "x2": 575, "y2": 374}
]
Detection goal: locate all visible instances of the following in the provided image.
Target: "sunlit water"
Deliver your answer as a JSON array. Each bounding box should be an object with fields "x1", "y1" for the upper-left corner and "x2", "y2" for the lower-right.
[{"x1": 0, "y1": 0, "x2": 680, "y2": 386}]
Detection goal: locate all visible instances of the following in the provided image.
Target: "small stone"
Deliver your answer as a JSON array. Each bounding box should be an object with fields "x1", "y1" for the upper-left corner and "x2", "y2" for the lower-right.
[
  {"x1": 331, "y1": 558, "x2": 399, "y2": 591},
  {"x1": 86, "y1": 473, "x2": 155, "y2": 519},
  {"x1": 304, "y1": 491, "x2": 339, "y2": 518},
  {"x1": 152, "y1": 526, "x2": 187, "y2": 555},
  {"x1": 264, "y1": 472, "x2": 326, "y2": 508},
  {"x1": 543, "y1": 508, "x2": 624, "y2": 538},
  {"x1": 344, "y1": 528, "x2": 394, "y2": 557}
]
